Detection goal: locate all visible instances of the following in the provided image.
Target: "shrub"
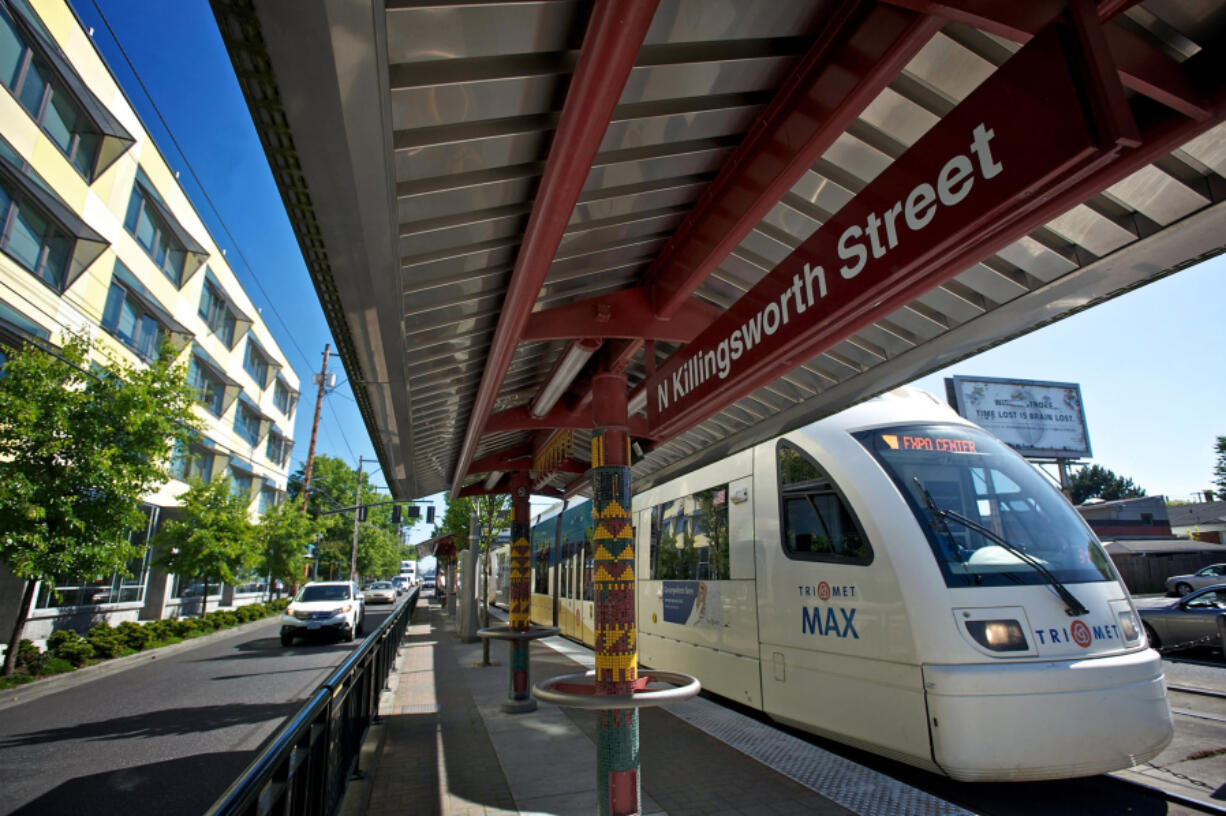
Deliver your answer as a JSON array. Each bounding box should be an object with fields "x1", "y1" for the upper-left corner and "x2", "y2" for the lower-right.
[
  {"x1": 47, "y1": 629, "x2": 94, "y2": 667},
  {"x1": 143, "y1": 620, "x2": 174, "y2": 642},
  {"x1": 0, "y1": 673, "x2": 36, "y2": 690},
  {"x1": 41, "y1": 657, "x2": 74, "y2": 675},
  {"x1": 210, "y1": 611, "x2": 238, "y2": 629},
  {"x1": 86, "y1": 623, "x2": 127, "y2": 659},
  {"x1": 116, "y1": 621, "x2": 153, "y2": 652},
  {"x1": 267, "y1": 598, "x2": 290, "y2": 613},
  {"x1": 16, "y1": 639, "x2": 45, "y2": 674},
  {"x1": 172, "y1": 618, "x2": 200, "y2": 637}
]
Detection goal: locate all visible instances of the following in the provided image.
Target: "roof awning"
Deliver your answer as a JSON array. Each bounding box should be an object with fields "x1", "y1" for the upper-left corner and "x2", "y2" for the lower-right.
[
  {"x1": 110, "y1": 261, "x2": 193, "y2": 349},
  {"x1": 133, "y1": 168, "x2": 210, "y2": 285},
  {"x1": 5, "y1": 0, "x2": 134, "y2": 178},
  {"x1": 0, "y1": 137, "x2": 107, "y2": 289},
  {"x1": 417, "y1": 533, "x2": 457, "y2": 560}
]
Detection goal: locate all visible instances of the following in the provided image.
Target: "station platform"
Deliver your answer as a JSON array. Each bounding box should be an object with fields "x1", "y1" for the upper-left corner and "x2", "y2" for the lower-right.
[{"x1": 347, "y1": 598, "x2": 972, "y2": 816}]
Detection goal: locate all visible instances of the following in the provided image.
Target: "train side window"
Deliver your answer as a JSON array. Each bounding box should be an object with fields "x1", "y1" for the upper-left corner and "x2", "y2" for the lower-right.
[
  {"x1": 532, "y1": 541, "x2": 550, "y2": 595},
  {"x1": 778, "y1": 441, "x2": 872, "y2": 565},
  {"x1": 650, "y1": 484, "x2": 731, "y2": 581}
]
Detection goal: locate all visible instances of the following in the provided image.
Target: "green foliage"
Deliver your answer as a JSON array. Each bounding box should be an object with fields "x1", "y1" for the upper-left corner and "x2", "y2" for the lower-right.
[
  {"x1": 46, "y1": 629, "x2": 94, "y2": 667},
  {"x1": 0, "y1": 333, "x2": 198, "y2": 673},
  {"x1": 1214, "y1": 436, "x2": 1226, "y2": 501},
  {"x1": 437, "y1": 493, "x2": 509, "y2": 553},
  {"x1": 115, "y1": 621, "x2": 153, "y2": 652},
  {"x1": 153, "y1": 476, "x2": 258, "y2": 616},
  {"x1": 85, "y1": 622, "x2": 131, "y2": 660},
  {"x1": 1070, "y1": 464, "x2": 1146, "y2": 505},
  {"x1": 256, "y1": 500, "x2": 316, "y2": 587}
]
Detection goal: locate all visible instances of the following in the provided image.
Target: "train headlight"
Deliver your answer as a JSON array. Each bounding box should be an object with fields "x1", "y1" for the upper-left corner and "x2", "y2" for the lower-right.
[
  {"x1": 1112, "y1": 602, "x2": 1142, "y2": 645},
  {"x1": 965, "y1": 619, "x2": 1028, "y2": 652}
]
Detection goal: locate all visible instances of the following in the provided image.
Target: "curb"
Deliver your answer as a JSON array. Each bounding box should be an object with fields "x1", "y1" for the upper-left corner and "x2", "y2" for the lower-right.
[{"x1": 0, "y1": 614, "x2": 283, "y2": 712}]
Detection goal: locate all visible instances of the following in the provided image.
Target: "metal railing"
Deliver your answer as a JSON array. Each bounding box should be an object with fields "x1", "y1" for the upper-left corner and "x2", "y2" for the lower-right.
[{"x1": 205, "y1": 586, "x2": 420, "y2": 816}]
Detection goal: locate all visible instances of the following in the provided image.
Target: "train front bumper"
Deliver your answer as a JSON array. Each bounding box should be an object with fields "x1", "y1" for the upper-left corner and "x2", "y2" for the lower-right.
[{"x1": 923, "y1": 648, "x2": 1173, "y2": 781}]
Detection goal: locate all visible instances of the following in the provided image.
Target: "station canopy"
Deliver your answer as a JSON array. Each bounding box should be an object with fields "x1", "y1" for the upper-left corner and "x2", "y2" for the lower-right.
[{"x1": 214, "y1": 0, "x2": 1226, "y2": 501}]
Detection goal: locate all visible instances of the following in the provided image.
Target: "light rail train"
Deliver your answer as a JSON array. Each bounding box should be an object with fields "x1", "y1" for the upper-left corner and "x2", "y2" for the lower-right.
[{"x1": 528, "y1": 388, "x2": 1173, "y2": 781}]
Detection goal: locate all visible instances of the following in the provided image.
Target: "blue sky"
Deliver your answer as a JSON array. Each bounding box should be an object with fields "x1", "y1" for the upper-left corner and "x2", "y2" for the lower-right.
[{"x1": 71, "y1": 1, "x2": 1225, "y2": 531}]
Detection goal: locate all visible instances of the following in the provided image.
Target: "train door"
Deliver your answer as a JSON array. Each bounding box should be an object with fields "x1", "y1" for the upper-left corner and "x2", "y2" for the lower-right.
[
  {"x1": 753, "y1": 434, "x2": 929, "y2": 762},
  {"x1": 531, "y1": 520, "x2": 557, "y2": 627}
]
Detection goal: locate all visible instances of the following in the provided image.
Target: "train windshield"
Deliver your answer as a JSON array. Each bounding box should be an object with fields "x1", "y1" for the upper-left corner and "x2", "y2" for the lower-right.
[{"x1": 854, "y1": 424, "x2": 1114, "y2": 588}]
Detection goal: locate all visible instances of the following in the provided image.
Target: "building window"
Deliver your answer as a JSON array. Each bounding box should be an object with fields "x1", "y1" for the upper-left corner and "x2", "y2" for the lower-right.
[
  {"x1": 198, "y1": 278, "x2": 236, "y2": 347},
  {"x1": 101, "y1": 278, "x2": 165, "y2": 362},
  {"x1": 243, "y1": 339, "x2": 269, "y2": 388},
  {"x1": 0, "y1": 6, "x2": 100, "y2": 179},
  {"x1": 173, "y1": 442, "x2": 214, "y2": 483},
  {"x1": 187, "y1": 355, "x2": 226, "y2": 416},
  {"x1": 34, "y1": 512, "x2": 152, "y2": 608},
  {"x1": 0, "y1": 174, "x2": 71, "y2": 288},
  {"x1": 258, "y1": 486, "x2": 280, "y2": 514},
  {"x1": 234, "y1": 400, "x2": 261, "y2": 446},
  {"x1": 273, "y1": 377, "x2": 295, "y2": 417},
  {"x1": 265, "y1": 429, "x2": 289, "y2": 468},
  {"x1": 230, "y1": 467, "x2": 253, "y2": 500},
  {"x1": 123, "y1": 185, "x2": 186, "y2": 286}
]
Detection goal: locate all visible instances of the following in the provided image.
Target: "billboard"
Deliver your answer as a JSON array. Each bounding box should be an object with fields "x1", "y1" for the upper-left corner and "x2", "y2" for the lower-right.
[{"x1": 946, "y1": 376, "x2": 1091, "y2": 459}]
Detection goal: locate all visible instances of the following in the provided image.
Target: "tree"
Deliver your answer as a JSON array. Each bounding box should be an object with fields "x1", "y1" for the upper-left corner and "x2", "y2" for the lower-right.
[
  {"x1": 1069, "y1": 464, "x2": 1146, "y2": 505},
  {"x1": 1214, "y1": 436, "x2": 1226, "y2": 501},
  {"x1": 436, "y1": 492, "x2": 510, "y2": 553},
  {"x1": 153, "y1": 477, "x2": 258, "y2": 617},
  {"x1": 0, "y1": 334, "x2": 198, "y2": 674},
  {"x1": 287, "y1": 454, "x2": 410, "y2": 580},
  {"x1": 256, "y1": 500, "x2": 318, "y2": 595}
]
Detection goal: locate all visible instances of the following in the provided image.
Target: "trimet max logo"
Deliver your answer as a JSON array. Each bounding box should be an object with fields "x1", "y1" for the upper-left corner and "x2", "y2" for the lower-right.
[
  {"x1": 1033, "y1": 619, "x2": 1121, "y2": 647},
  {"x1": 799, "y1": 582, "x2": 859, "y2": 639}
]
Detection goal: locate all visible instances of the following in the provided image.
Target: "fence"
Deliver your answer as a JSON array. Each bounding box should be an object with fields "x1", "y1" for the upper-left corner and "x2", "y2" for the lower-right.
[
  {"x1": 204, "y1": 586, "x2": 419, "y2": 816},
  {"x1": 1111, "y1": 551, "x2": 1225, "y2": 595}
]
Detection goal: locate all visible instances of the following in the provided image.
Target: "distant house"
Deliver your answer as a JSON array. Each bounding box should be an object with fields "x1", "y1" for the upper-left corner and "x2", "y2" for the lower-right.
[
  {"x1": 1076, "y1": 496, "x2": 1172, "y2": 539},
  {"x1": 1169, "y1": 500, "x2": 1226, "y2": 545},
  {"x1": 1100, "y1": 537, "x2": 1226, "y2": 595}
]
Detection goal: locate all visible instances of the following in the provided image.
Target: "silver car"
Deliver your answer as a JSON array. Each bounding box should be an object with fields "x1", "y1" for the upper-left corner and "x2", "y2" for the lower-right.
[
  {"x1": 1139, "y1": 584, "x2": 1226, "y2": 653},
  {"x1": 1164, "y1": 563, "x2": 1226, "y2": 596}
]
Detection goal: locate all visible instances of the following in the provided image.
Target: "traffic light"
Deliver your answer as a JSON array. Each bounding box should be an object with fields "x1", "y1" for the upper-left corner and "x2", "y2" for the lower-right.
[
  {"x1": 408, "y1": 505, "x2": 421, "y2": 519},
  {"x1": 426, "y1": 505, "x2": 435, "y2": 524},
  {"x1": 358, "y1": 506, "x2": 367, "y2": 522},
  {"x1": 391, "y1": 504, "x2": 402, "y2": 525}
]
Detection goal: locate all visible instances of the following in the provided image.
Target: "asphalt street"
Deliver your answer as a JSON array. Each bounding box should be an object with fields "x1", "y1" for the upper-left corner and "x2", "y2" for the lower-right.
[{"x1": 0, "y1": 598, "x2": 403, "y2": 815}]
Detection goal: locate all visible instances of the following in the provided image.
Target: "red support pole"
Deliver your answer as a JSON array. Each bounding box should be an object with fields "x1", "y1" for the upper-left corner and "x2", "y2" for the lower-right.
[
  {"x1": 589, "y1": 371, "x2": 638, "y2": 816},
  {"x1": 504, "y1": 471, "x2": 536, "y2": 712}
]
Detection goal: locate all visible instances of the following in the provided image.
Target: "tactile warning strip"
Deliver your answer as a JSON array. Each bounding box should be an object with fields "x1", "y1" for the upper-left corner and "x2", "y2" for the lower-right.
[{"x1": 539, "y1": 635, "x2": 974, "y2": 816}]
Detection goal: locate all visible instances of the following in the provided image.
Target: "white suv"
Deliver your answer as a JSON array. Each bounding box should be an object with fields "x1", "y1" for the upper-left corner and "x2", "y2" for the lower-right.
[{"x1": 280, "y1": 581, "x2": 366, "y2": 645}]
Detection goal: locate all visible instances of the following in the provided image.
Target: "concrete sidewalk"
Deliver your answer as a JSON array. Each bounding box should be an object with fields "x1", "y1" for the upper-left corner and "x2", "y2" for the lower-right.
[{"x1": 348, "y1": 599, "x2": 965, "y2": 816}]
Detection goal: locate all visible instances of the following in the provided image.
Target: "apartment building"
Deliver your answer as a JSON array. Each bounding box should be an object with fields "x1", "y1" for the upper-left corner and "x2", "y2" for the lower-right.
[{"x1": 0, "y1": 0, "x2": 300, "y2": 640}]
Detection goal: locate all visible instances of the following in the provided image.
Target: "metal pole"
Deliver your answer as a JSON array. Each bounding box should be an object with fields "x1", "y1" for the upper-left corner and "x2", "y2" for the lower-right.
[
  {"x1": 590, "y1": 370, "x2": 638, "y2": 816},
  {"x1": 300, "y1": 344, "x2": 331, "y2": 512},
  {"x1": 350, "y1": 456, "x2": 364, "y2": 581}
]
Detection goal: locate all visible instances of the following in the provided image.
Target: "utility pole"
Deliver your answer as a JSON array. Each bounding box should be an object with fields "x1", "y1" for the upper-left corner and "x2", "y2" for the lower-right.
[
  {"x1": 350, "y1": 455, "x2": 365, "y2": 582},
  {"x1": 300, "y1": 344, "x2": 332, "y2": 512}
]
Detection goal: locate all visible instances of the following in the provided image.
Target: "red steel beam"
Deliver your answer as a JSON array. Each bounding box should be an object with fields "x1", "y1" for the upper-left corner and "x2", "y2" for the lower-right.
[
  {"x1": 566, "y1": 2, "x2": 941, "y2": 426},
  {"x1": 884, "y1": 0, "x2": 1209, "y2": 119},
  {"x1": 449, "y1": 0, "x2": 659, "y2": 495},
  {"x1": 644, "y1": 1, "x2": 943, "y2": 320},
  {"x1": 521, "y1": 289, "x2": 721, "y2": 343}
]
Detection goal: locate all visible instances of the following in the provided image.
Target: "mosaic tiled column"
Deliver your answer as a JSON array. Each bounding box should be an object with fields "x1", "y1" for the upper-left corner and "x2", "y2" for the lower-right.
[
  {"x1": 590, "y1": 371, "x2": 639, "y2": 816},
  {"x1": 505, "y1": 473, "x2": 536, "y2": 712}
]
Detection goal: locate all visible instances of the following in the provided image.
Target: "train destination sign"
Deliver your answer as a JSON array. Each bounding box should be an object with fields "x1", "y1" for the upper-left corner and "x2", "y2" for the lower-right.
[
  {"x1": 645, "y1": 20, "x2": 1128, "y2": 441},
  {"x1": 946, "y1": 375, "x2": 1091, "y2": 459}
]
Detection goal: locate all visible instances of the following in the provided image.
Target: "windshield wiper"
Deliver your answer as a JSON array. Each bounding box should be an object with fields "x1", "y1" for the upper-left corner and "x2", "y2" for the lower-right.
[{"x1": 912, "y1": 477, "x2": 1089, "y2": 617}]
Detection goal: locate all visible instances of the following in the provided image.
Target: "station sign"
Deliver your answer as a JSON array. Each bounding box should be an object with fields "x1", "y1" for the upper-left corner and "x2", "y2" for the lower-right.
[
  {"x1": 946, "y1": 375, "x2": 1092, "y2": 459},
  {"x1": 645, "y1": 20, "x2": 1128, "y2": 440}
]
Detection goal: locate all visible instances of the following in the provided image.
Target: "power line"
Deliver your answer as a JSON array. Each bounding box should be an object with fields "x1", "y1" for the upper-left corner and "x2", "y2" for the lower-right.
[{"x1": 87, "y1": 0, "x2": 314, "y2": 377}]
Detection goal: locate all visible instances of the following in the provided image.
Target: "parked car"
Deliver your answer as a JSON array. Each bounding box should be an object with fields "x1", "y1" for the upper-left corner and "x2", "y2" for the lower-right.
[
  {"x1": 280, "y1": 581, "x2": 366, "y2": 645},
  {"x1": 364, "y1": 581, "x2": 397, "y2": 604},
  {"x1": 1164, "y1": 563, "x2": 1226, "y2": 596},
  {"x1": 1139, "y1": 584, "x2": 1226, "y2": 653},
  {"x1": 391, "y1": 576, "x2": 409, "y2": 594}
]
